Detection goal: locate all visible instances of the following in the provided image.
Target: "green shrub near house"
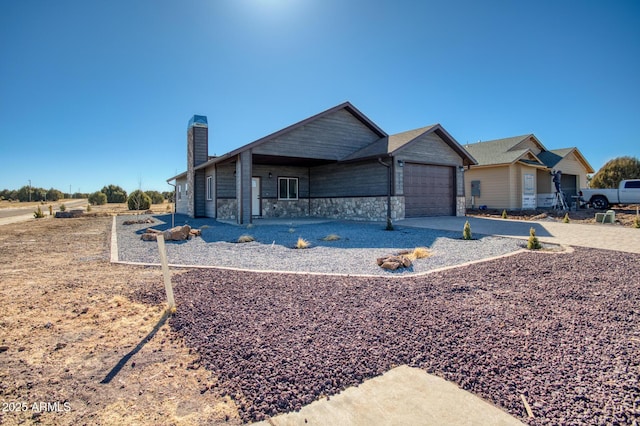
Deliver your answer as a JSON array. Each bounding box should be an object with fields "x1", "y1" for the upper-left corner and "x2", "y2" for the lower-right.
[
  {"x1": 462, "y1": 220, "x2": 472, "y2": 240},
  {"x1": 127, "y1": 190, "x2": 151, "y2": 211},
  {"x1": 527, "y1": 227, "x2": 542, "y2": 250}
]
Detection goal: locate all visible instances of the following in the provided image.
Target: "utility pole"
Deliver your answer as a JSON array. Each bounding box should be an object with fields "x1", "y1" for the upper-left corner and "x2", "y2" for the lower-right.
[{"x1": 28, "y1": 179, "x2": 31, "y2": 202}]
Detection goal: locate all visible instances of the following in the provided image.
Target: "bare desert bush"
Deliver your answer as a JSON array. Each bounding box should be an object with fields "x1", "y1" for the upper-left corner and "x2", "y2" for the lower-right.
[{"x1": 237, "y1": 234, "x2": 255, "y2": 243}]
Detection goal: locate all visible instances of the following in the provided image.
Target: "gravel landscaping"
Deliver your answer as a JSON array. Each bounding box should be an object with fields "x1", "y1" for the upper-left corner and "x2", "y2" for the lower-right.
[
  {"x1": 116, "y1": 214, "x2": 524, "y2": 275},
  {"x1": 135, "y1": 247, "x2": 640, "y2": 425}
]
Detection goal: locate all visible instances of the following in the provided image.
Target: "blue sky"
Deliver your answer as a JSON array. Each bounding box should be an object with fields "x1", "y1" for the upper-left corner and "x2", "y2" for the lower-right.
[{"x1": 1, "y1": 0, "x2": 638, "y2": 195}]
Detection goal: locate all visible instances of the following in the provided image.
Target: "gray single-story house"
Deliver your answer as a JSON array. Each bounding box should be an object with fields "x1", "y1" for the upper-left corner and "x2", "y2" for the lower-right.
[{"x1": 168, "y1": 102, "x2": 477, "y2": 224}]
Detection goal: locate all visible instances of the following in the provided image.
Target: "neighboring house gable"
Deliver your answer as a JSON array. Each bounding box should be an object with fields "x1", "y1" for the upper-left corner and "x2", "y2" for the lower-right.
[{"x1": 464, "y1": 136, "x2": 594, "y2": 210}]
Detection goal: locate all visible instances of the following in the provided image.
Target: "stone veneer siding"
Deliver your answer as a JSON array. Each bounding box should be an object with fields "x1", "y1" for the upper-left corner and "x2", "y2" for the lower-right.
[
  {"x1": 456, "y1": 196, "x2": 466, "y2": 217},
  {"x1": 217, "y1": 196, "x2": 470, "y2": 221},
  {"x1": 217, "y1": 199, "x2": 237, "y2": 220},
  {"x1": 261, "y1": 199, "x2": 309, "y2": 218},
  {"x1": 310, "y1": 196, "x2": 404, "y2": 221}
]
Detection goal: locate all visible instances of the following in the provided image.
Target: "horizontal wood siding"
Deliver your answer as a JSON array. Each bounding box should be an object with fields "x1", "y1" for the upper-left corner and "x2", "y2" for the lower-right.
[
  {"x1": 509, "y1": 165, "x2": 519, "y2": 208},
  {"x1": 175, "y1": 177, "x2": 188, "y2": 214},
  {"x1": 194, "y1": 170, "x2": 206, "y2": 217},
  {"x1": 464, "y1": 167, "x2": 511, "y2": 208},
  {"x1": 216, "y1": 163, "x2": 236, "y2": 198},
  {"x1": 395, "y1": 133, "x2": 463, "y2": 166},
  {"x1": 556, "y1": 152, "x2": 588, "y2": 190},
  {"x1": 252, "y1": 165, "x2": 309, "y2": 199},
  {"x1": 252, "y1": 109, "x2": 381, "y2": 160},
  {"x1": 310, "y1": 160, "x2": 387, "y2": 197},
  {"x1": 395, "y1": 133, "x2": 466, "y2": 198},
  {"x1": 204, "y1": 165, "x2": 216, "y2": 218},
  {"x1": 537, "y1": 169, "x2": 553, "y2": 194},
  {"x1": 192, "y1": 126, "x2": 209, "y2": 166}
]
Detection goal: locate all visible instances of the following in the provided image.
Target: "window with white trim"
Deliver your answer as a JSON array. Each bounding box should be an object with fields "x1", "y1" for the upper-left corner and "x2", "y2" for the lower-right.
[
  {"x1": 177, "y1": 184, "x2": 182, "y2": 200},
  {"x1": 206, "y1": 176, "x2": 213, "y2": 200},
  {"x1": 278, "y1": 177, "x2": 298, "y2": 200}
]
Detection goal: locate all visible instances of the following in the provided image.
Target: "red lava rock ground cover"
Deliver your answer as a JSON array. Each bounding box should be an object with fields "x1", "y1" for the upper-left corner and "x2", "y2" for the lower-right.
[{"x1": 136, "y1": 247, "x2": 640, "y2": 425}]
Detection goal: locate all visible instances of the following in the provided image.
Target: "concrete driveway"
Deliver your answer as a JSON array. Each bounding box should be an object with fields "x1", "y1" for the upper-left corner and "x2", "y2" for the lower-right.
[{"x1": 399, "y1": 216, "x2": 640, "y2": 254}]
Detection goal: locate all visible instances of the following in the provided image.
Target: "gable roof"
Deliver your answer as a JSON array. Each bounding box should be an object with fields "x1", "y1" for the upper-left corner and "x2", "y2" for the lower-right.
[
  {"x1": 538, "y1": 147, "x2": 595, "y2": 173},
  {"x1": 465, "y1": 134, "x2": 550, "y2": 166},
  {"x1": 342, "y1": 124, "x2": 477, "y2": 166},
  {"x1": 464, "y1": 135, "x2": 595, "y2": 173},
  {"x1": 190, "y1": 102, "x2": 387, "y2": 171},
  {"x1": 167, "y1": 102, "x2": 477, "y2": 182}
]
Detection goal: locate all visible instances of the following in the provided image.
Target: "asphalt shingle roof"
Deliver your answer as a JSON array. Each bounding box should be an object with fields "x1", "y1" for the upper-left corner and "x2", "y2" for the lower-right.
[
  {"x1": 464, "y1": 134, "x2": 537, "y2": 166},
  {"x1": 341, "y1": 125, "x2": 438, "y2": 161}
]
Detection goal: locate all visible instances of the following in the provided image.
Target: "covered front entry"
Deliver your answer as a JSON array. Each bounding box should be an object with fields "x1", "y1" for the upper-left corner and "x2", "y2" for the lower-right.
[{"x1": 404, "y1": 163, "x2": 454, "y2": 217}]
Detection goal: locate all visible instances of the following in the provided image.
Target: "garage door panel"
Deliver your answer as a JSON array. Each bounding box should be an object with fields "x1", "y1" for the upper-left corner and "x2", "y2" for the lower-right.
[{"x1": 404, "y1": 163, "x2": 454, "y2": 217}]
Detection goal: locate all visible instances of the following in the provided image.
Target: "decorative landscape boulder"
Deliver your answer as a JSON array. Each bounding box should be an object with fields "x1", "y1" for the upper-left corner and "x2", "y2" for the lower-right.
[
  {"x1": 140, "y1": 225, "x2": 201, "y2": 241},
  {"x1": 376, "y1": 254, "x2": 412, "y2": 270}
]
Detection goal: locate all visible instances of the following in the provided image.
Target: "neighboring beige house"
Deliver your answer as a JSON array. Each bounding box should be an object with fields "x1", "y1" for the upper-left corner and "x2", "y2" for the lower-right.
[{"x1": 463, "y1": 135, "x2": 594, "y2": 210}]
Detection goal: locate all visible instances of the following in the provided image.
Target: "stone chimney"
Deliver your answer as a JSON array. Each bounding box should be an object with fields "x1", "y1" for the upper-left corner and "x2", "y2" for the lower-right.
[{"x1": 187, "y1": 115, "x2": 208, "y2": 218}]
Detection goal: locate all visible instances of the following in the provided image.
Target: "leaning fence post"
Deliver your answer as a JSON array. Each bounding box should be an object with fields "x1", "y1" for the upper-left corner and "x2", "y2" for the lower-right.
[{"x1": 156, "y1": 233, "x2": 175, "y2": 311}]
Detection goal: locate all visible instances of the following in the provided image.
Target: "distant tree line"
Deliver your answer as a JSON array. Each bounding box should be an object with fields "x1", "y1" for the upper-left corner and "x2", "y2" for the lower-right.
[
  {"x1": 86, "y1": 184, "x2": 174, "y2": 206},
  {"x1": 2, "y1": 183, "x2": 174, "y2": 205},
  {"x1": 0, "y1": 186, "x2": 74, "y2": 202}
]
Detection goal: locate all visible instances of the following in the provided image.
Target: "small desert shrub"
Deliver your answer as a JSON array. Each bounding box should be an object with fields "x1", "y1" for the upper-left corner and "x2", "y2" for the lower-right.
[
  {"x1": 33, "y1": 206, "x2": 45, "y2": 218},
  {"x1": 295, "y1": 237, "x2": 310, "y2": 249},
  {"x1": 321, "y1": 234, "x2": 341, "y2": 241},
  {"x1": 87, "y1": 204, "x2": 92, "y2": 212},
  {"x1": 634, "y1": 215, "x2": 640, "y2": 229},
  {"x1": 59, "y1": 203, "x2": 66, "y2": 212},
  {"x1": 501, "y1": 209, "x2": 508, "y2": 219},
  {"x1": 237, "y1": 234, "x2": 255, "y2": 243},
  {"x1": 128, "y1": 190, "x2": 152, "y2": 211},
  {"x1": 408, "y1": 247, "x2": 430, "y2": 260},
  {"x1": 48, "y1": 205, "x2": 53, "y2": 216},
  {"x1": 527, "y1": 227, "x2": 542, "y2": 250},
  {"x1": 462, "y1": 220, "x2": 472, "y2": 240},
  {"x1": 563, "y1": 213, "x2": 570, "y2": 223}
]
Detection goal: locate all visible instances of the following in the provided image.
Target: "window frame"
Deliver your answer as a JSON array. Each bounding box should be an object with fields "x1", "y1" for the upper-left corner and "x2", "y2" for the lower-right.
[
  {"x1": 177, "y1": 184, "x2": 182, "y2": 201},
  {"x1": 206, "y1": 175, "x2": 213, "y2": 200},
  {"x1": 278, "y1": 177, "x2": 299, "y2": 200}
]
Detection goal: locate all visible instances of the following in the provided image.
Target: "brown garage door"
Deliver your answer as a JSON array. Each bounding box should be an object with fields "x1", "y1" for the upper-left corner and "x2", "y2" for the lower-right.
[{"x1": 404, "y1": 163, "x2": 454, "y2": 217}]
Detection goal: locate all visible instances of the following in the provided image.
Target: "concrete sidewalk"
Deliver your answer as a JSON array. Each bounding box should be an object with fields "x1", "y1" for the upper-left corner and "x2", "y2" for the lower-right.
[
  {"x1": 399, "y1": 216, "x2": 640, "y2": 254},
  {"x1": 253, "y1": 365, "x2": 525, "y2": 426}
]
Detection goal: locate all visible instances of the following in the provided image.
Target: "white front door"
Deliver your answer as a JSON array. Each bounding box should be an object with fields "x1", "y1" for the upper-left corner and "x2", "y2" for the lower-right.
[{"x1": 251, "y1": 177, "x2": 261, "y2": 216}]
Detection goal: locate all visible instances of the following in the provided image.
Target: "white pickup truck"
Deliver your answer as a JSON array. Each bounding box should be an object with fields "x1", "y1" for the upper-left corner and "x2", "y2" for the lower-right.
[{"x1": 581, "y1": 179, "x2": 640, "y2": 209}]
